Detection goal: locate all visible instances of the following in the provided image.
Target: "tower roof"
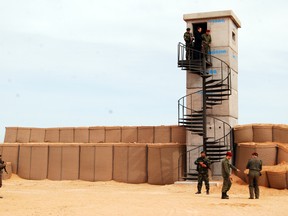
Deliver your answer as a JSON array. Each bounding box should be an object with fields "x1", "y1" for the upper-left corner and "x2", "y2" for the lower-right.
[{"x1": 183, "y1": 10, "x2": 241, "y2": 28}]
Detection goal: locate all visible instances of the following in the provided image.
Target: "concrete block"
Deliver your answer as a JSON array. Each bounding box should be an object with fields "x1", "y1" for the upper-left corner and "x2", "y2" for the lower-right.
[
  {"x1": 75, "y1": 127, "x2": 89, "y2": 143},
  {"x1": 209, "y1": 18, "x2": 229, "y2": 47},
  {"x1": 209, "y1": 47, "x2": 238, "y2": 72},
  {"x1": 89, "y1": 127, "x2": 105, "y2": 143},
  {"x1": 228, "y1": 19, "x2": 239, "y2": 53},
  {"x1": 105, "y1": 127, "x2": 121, "y2": 143},
  {"x1": 209, "y1": 88, "x2": 238, "y2": 119},
  {"x1": 30, "y1": 128, "x2": 46, "y2": 142},
  {"x1": 4, "y1": 127, "x2": 18, "y2": 143},
  {"x1": 186, "y1": 72, "x2": 203, "y2": 89},
  {"x1": 137, "y1": 126, "x2": 154, "y2": 143},
  {"x1": 154, "y1": 126, "x2": 171, "y2": 143},
  {"x1": 59, "y1": 127, "x2": 74, "y2": 143},
  {"x1": 16, "y1": 127, "x2": 31, "y2": 143},
  {"x1": 186, "y1": 88, "x2": 203, "y2": 112},
  {"x1": 186, "y1": 133, "x2": 203, "y2": 146},
  {"x1": 121, "y1": 126, "x2": 138, "y2": 143}
]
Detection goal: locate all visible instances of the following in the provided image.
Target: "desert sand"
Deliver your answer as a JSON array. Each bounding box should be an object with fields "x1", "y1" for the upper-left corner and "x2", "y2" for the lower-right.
[{"x1": 0, "y1": 175, "x2": 288, "y2": 216}]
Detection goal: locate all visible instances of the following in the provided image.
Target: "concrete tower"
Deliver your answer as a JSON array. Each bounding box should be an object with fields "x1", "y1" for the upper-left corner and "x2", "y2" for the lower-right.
[{"x1": 180, "y1": 10, "x2": 241, "y2": 178}]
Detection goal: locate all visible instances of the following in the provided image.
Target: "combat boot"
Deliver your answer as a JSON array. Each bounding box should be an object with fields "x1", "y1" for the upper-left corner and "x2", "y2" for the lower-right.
[
  {"x1": 221, "y1": 192, "x2": 229, "y2": 199},
  {"x1": 195, "y1": 191, "x2": 201, "y2": 194},
  {"x1": 249, "y1": 187, "x2": 254, "y2": 199}
]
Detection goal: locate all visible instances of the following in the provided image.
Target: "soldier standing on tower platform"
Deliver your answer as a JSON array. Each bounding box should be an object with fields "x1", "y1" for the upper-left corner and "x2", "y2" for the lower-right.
[
  {"x1": 246, "y1": 152, "x2": 262, "y2": 199},
  {"x1": 194, "y1": 151, "x2": 211, "y2": 195},
  {"x1": 202, "y1": 29, "x2": 212, "y2": 61},
  {"x1": 221, "y1": 152, "x2": 240, "y2": 199},
  {"x1": 183, "y1": 28, "x2": 194, "y2": 60}
]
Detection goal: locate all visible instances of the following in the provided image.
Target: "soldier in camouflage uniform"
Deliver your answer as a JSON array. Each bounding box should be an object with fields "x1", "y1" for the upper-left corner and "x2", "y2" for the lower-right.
[
  {"x1": 246, "y1": 152, "x2": 262, "y2": 199},
  {"x1": 194, "y1": 151, "x2": 211, "y2": 195},
  {"x1": 183, "y1": 28, "x2": 194, "y2": 60},
  {"x1": 0, "y1": 155, "x2": 8, "y2": 190},
  {"x1": 202, "y1": 29, "x2": 212, "y2": 61},
  {"x1": 221, "y1": 152, "x2": 240, "y2": 199}
]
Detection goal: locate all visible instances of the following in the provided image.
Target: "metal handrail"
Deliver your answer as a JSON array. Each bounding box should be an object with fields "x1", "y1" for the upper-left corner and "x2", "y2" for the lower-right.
[
  {"x1": 177, "y1": 145, "x2": 202, "y2": 181},
  {"x1": 177, "y1": 41, "x2": 234, "y2": 178}
]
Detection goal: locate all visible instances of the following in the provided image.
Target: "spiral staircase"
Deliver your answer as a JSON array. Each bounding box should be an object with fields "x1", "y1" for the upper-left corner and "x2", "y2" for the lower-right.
[{"x1": 177, "y1": 42, "x2": 233, "y2": 180}]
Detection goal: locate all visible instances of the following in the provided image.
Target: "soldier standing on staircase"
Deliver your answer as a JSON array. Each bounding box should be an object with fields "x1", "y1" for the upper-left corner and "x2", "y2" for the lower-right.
[
  {"x1": 202, "y1": 29, "x2": 212, "y2": 61},
  {"x1": 193, "y1": 27, "x2": 203, "y2": 59},
  {"x1": 221, "y1": 152, "x2": 240, "y2": 199},
  {"x1": 183, "y1": 28, "x2": 194, "y2": 60},
  {"x1": 194, "y1": 151, "x2": 211, "y2": 195},
  {"x1": 246, "y1": 152, "x2": 262, "y2": 199}
]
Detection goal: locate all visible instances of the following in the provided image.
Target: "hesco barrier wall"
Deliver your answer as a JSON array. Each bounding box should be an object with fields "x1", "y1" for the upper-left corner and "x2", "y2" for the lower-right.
[
  {"x1": 234, "y1": 124, "x2": 288, "y2": 189},
  {"x1": 3, "y1": 126, "x2": 186, "y2": 144},
  {"x1": 1, "y1": 126, "x2": 186, "y2": 185}
]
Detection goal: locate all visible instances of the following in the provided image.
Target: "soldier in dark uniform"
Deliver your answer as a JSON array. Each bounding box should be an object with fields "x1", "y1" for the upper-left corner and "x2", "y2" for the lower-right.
[
  {"x1": 246, "y1": 152, "x2": 262, "y2": 199},
  {"x1": 221, "y1": 152, "x2": 240, "y2": 199},
  {"x1": 193, "y1": 27, "x2": 203, "y2": 59},
  {"x1": 194, "y1": 151, "x2": 211, "y2": 195},
  {"x1": 183, "y1": 28, "x2": 194, "y2": 60},
  {"x1": 202, "y1": 29, "x2": 212, "y2": 61}
]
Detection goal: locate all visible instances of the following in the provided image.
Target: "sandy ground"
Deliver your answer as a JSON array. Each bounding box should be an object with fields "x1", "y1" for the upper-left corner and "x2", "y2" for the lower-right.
[{"x1": 0, "y1": 175, "x2": 288, "y2": 216}]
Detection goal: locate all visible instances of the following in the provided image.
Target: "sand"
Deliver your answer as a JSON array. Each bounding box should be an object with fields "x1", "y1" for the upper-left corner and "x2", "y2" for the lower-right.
[{"x1": 0, "y1": 175, "x2": 288, "y2": 216}]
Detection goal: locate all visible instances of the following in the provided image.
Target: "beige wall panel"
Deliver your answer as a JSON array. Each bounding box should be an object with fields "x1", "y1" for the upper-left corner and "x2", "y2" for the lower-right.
[
  {"x1": 89, "y1": 127, "x2": 105, "y2": 143},
  {"x1": 4, "y1": 127, "x2": 18, "y2": 143}
]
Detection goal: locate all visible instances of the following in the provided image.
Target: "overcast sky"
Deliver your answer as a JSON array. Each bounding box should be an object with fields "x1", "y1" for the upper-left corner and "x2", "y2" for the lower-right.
[{"x1": 1, "y1": 0, "x2": 288, "y2": 141}]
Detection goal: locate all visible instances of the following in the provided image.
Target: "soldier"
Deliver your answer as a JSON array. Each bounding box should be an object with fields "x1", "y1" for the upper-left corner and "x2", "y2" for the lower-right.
[
  {"x1": 194, "y1": 151, "x2": 211, "y2": 195},
  {"x1": 202, "y1": 29, "x2": 212, "y2": 61},
  {"x1": 221, "y1": 152, "x2": 240, "y2": 199},
  {"x1": 183, "y1": 28, "x2": 194, "y2": 60},
  {"x1": 193, "y1": 26, "x2": 202, "y2": 59},
  {"x1": 246, "y1": 152, "x2": 262, "y2": 199},
  {"x1": 0, "y1": 155, "x2": 8, "y2": 190}
]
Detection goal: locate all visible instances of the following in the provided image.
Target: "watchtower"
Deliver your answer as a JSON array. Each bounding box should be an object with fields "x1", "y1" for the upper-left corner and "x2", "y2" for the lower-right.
[{"x1": 177, "y1": 10, "x2": 241, "y2": 179}]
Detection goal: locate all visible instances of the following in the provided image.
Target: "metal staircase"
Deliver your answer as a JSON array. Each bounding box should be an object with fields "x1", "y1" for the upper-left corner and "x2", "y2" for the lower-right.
[{"x1": 177, "y1": 42, "x2": 233, "y2": 180}]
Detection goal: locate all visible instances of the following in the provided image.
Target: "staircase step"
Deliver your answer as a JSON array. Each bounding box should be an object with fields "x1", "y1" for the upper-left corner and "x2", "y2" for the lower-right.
[
  {"x1": 206, "y1": 98, "x2": 228, "y2": 103},
  {"x1": 206, "y1": 88, "x2": 230, "y2": 93},
  {"x1": 205, "y1": 84, "x2": 229, "y2": 89},
  {"x1": 205, "y1": 79, "x2": 221, "y2": 85},
  {"x1": 206, "y1": 101, "x2": 222, "y2": 106}
]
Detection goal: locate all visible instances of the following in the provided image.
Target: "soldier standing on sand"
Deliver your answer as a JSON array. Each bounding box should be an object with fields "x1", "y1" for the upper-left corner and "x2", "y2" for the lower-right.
[
  {"x1": 221, "y1": 152, "x2": 240, "y2": 199},
  {"x1": 246, "y1": 152, "x2": 262, "y2": 199},
  {"x1": 202, "y1": 29, "x2": 212, "y2": 61},
  {"x1": 194, "y1": 151, "x2": 211, "y2": 195},
  {"x1": 183, "y1": 28, "x2": 194, "y2": 60},
  {"x1": 0, "y1": 155, "x2": 8, "y2": 195}
]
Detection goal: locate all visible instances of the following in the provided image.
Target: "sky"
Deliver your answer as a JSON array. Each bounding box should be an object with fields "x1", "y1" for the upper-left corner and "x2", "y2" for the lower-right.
[{"x1": 1, "y1": 0, "x2": 288, "y2": 141}]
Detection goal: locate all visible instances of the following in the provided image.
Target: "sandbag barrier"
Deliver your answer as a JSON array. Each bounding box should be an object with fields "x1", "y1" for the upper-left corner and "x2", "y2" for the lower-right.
[
  {"x1": 3, "y1": 126, "x2": 186, "y2": 144},
  {"x1": 0, "y1": 142, "x2": 185, "y2": 185}
]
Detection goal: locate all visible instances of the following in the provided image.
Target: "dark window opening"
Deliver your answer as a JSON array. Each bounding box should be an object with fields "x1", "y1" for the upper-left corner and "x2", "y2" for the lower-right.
[
  {"x1": 232, "y1": 31, "x2": 236, "y2": 41},
  {"x1": 192, "y1": 22, "x2": 207, "y2": 36}
]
